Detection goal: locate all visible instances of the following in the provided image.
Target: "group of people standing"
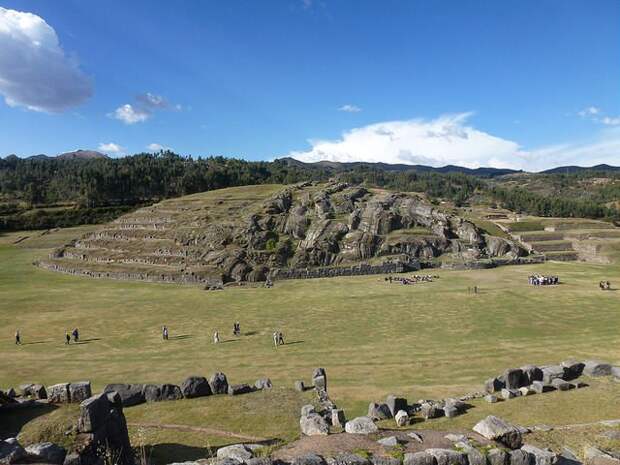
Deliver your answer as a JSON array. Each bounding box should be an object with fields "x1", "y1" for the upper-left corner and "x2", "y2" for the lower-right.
[
  {"x1": 14, "y1": 328, "x2": 80, "y2": 345},
  {"x1": 528, "y1": 275, "x2": 559, "y2": 286},
  {"x1": 273, "y1": 331, "x2": 285, "y2": 347},
  {"x1": 385, "y1": 274, "x2": 437, "y2": 285},
  {"x1": 161, "y1": 321, "x2": 285, "y2": 348},
  {"x1": 65, "y1": 328, "x2": 80, "y2": 344},
  {"x1": 599, "y1": 280, "x2": 612, "y2": 290}
]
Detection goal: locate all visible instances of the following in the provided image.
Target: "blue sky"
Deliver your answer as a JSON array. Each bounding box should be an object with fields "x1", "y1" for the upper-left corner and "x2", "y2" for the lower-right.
[{"x1": 0, "y1": 0, "x2": 619, "y2": 171}]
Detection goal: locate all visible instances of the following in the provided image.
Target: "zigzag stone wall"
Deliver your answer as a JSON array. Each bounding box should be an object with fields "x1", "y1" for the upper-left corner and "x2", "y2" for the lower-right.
[{"x1": 269, "y1": 261, "x2": 419, "y2": 280}]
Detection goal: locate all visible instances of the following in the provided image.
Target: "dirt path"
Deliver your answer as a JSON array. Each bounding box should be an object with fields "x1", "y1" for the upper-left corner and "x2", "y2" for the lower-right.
[
  {"x1": 127, "y1": 422, "x2": 267, "y2": 442},
  {"x1": 539, "y1": 418, "x2": 620, "y2": 431}
]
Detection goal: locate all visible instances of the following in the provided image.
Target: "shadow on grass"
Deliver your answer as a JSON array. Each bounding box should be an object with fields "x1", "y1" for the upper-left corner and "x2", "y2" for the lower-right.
[
  {"x1": 146, "y1": 443, "x2": 214, "y2": 465},
  {"x1": 168, "y1": 335, "x2": 192, "y2": 340},
  {"x1": 244, "y1": 331, "x2": 259, "y2": 336},
  {"x1": 0, "y1": 403, "x2": 58, "y2": 440},
  {"x1": 147, "y1": 439, "x2": 282, "y2": 465},
  {"x1": 75, "y1": 338, "x2": 101, "y2": 344},
  {"x1": 219, "y1": 339, "x2": 239, "y2": 344},
  {"x1": 21, "y1": 340, "x2": 52, "y2": 346},
  {"x1": 284, "y1": 340, "x2": 304, "y2": 346}
]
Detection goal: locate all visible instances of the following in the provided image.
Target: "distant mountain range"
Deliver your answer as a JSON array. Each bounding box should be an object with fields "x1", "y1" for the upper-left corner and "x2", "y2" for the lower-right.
[
  {"x1": 4, "y1": 150, "x2": 108, "y2": 161},
  {"x1": 538, "y1": 164, "x2": 620, "y2": 174},
  {"x1": 2, "y1": 151, "x2": 619, "y2": 176},
  {"x1": 276, "y1": 157, "x2": 521, "y2": 177},
  {"x1": 276, "y1": 157, "x2": 620, "y2": 177}
]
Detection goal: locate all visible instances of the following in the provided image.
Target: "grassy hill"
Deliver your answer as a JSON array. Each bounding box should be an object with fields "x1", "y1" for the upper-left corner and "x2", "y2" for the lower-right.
[{"x1": 39, "y1": 182, "x2": 530, "y2": 286}]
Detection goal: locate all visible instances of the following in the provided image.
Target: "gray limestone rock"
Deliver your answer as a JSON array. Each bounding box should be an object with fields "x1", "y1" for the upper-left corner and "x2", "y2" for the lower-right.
[{"x1": 344, "y1": 416, "x2": 378, "y2": 434}]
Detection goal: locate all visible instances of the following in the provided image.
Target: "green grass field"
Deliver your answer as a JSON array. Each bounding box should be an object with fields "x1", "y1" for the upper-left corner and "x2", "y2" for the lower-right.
[{"x1": 2, "y1": 227, "x2": 620, "y2": 463}]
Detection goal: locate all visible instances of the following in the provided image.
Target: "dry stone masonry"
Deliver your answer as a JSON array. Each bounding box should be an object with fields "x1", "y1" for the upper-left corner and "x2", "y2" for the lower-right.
[
  {"x1": 3, "y1": 360, "x2": 620, "y2": 465},
  {"x1": 38, "y1": 182, "x2": 529, "y2": 286},
  {"x1": 483, "y1": 359, "x2": 610, "y2": 400}
]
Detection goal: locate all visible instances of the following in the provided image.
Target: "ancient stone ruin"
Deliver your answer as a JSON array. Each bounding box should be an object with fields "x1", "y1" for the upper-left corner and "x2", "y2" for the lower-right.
[
  {"x1": 38, "y1": 182, "x2": 529, "y2": 286},
  {"x1": 3, "y1": 361, "x2": 620, "y2": 465}
]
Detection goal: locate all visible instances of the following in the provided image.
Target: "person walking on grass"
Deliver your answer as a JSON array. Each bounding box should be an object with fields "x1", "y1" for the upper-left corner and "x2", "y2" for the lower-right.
[
  {"x1": 15, "y1": 329, "x2": 21, "y2": 345},
  {"x1": 72, "y1": 328, "x2": 79, "y2": 343},
  {"x1": 65, "y1": 331, "x2": 71, "y2": 345},
  {"x1": 273, "y1": 331, "x2": 279, "y2": 349},
  {"x1": 213, "y1": 330, "x2": 220, "y2": 344},
  {"x1": 162, "y1": 326, "x2": 169, "y2": 341},
  {"x1": 278, "y1": 331, "x2": 284, "y2": 346}
]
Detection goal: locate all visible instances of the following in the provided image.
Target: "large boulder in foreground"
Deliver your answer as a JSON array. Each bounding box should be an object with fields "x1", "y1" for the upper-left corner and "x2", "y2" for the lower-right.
[
  {"x1": 0, "y1": 438, "x2": 26, "y2": 464},
  {"x1": 292, "y1": 454, "x2": 327, "y2": 465},
  {"x1": 181, "y1": 376, "x2": 212, "y2": 398},
  {"x1": 345, "y1": 416, "x2": 378, "y2": 434},
  {"x1": 300, "y1": 414, "x2": 329, "y2": 436},
  {"x1": 327, "y1": 453, "x2": 370, "y2": 465},
  {"x1": 503, "y1": 368, "x2": 525, "y2": 390},
  {"x1": 209, "y1": 372, "x2": 229, "y2": 394},
  {"x1": 425, "y1": 449, "x2": 468, "y2": 465},
  {"x1": 75, "y1": 393, "x2": 134, "y2": 465},
  {"x1": 584, "y1": 446, "x2": 620, "y2": 465},
  {"x1": 47, "y1": 383, "x2": 70, "y2": 403},
  {"x1": 404, "y1": 452, "x2": 434, "y2": 465},
  {"x1": 583, "y1": 361, "x2": 612, "y2": 377},
  {"x1": 561, "y1": 360, "x2": 585, "y2": 380},
  {"x1": 228, "y1": 384, "x2": 254, "y2": 396},
  {"x1": 103, "y1": 383, "x2": 145, "y2": 406},
  {"x1": 473, "y1": 415, "x2": 523, "y2": 449},
  {"x1": 216, "y1": 444, "x2": 254, "y2": 462},
  {"x1": 368, "y1": 402, "x2": 392, "y2": 420},
  {"x1": 521, "y1": 444, "x2": 557, "y2": 465},
  {"x1": 69, "y1": 382, "x2": 92, "y2": 403},
  {"x1": 25, "y1": 442, "x2": 66, "y2": 464},
  {"x1": 385, "y1": 395, "x2": 407, "y2": 417}
]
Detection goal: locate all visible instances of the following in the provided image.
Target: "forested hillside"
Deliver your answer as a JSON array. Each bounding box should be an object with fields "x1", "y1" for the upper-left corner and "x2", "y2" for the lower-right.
[{"x1": 1, "y1": 151, "x2": 619, "y2": 231}]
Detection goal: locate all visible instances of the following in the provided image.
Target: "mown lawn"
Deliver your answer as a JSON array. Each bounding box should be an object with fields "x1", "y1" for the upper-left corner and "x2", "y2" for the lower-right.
[{"x1": 1, "y1": 227, "x2": 620, "y2": 462}]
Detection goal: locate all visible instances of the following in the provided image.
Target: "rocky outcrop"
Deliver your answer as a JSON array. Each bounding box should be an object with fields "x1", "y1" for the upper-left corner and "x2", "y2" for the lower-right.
[
  {"x1": 0, "y1": 438, "x2": 25, "y2": 464},
  {"x1": 25, "y1": 443, "x2": 66, "y2": 464},
  {"x1": 300, "y1": 413, "x2": 330, "y2": 436},
  {"x1": 473, "y1": 415, "x2": 523, "y2": 449},
  {"x1": 209, "y1": 372, "x2": 229, "y2": 395},
  {"x1": 344, "y1": 416, "x2": 378, "y2": 434},
  {"x1": 103, "y1": 384, "x2": 145, "y2": 407},
  {"x1": 72, "y1": 392, "x2": 134, "y2": 465},
  {"x1": 40, "y1": 182, "x2": 528, "y2": 285},
  {"x1": 181, "y1": 376, "x2": 212, "y2": 398}
]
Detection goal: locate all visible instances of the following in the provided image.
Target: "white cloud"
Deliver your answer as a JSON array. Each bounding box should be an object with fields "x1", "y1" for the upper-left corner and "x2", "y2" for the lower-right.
[
  {"x1": 338, "y1": 104, "x2": 362, "y2": 113},
  {"x1": 289, "y1": 113, "x2": 526, "y2": 169},
  {"x1": 98, "y1": 142, "x2": 125, "y2": 154},
  {"x1": 0, "y1": 7, "x2": 92, "y2": 112},
  {"x1": 287, "y1": 113, "x2": 620, "y2": 172},
  {"x1": 110, "y1": 93, "x2": 178, "y2": 125},
  {"x1": 578, "y1": 106, "x2": 600, "y2": 117},
  {"x1": 576, "y1": 106, "x2": 620, "y2": 127},
  {"x1": 110, "y1": 104, "x2": 150, "y2": 124},
  {"x1": 524, "y1": 128, "x2": 620, "y2": 169},
  {"x1": 137, "y1": 92, "x2": 167, "y2": 109},
  {"x1": 601, "y1": 116, "x2": 620, "y2": 126},
  {"x1": 146, "y1": 143, "x2": 171, "y2": 152}
]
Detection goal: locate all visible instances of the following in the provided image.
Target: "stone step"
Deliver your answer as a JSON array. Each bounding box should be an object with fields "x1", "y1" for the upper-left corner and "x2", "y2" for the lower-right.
[
  {"x1": 544, "y1": 251, "x2": 579, "y2": 261},
  {"x1": 529, "y1": 240, "x2": 574, "y2": 252},
  {"x1": 517, "y1": 232, "x2": 565, "y2": 242}
]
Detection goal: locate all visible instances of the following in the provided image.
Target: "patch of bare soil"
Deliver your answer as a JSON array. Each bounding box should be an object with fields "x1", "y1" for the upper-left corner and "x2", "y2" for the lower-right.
[{"x1": 272, "y1": 429, "x2": 492, "y2": 461}]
